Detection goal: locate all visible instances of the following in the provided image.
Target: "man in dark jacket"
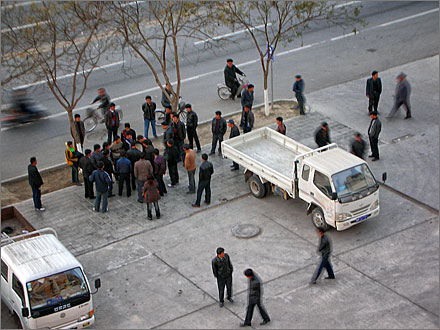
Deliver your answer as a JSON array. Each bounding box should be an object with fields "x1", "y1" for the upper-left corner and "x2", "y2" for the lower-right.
[
  {"x1": 210, "y1": 111, "x2": 227, "y2": 155},
  {"x1": 240, "y1": 106, "x2": 254, "y2": 134},
  {"x1": 161, "y1": 121, "x2": 175, "y2": 159},
  {"x1": 161, "y1": 83, "x2": 172, "y2": 109},
  {"x1": 368, "y1": 111, "x2": 382, "y2": 161},
  {"x1": 192, "y1": 153, "x2": 214, "y2": 207},
  {"x1": 115, "y1": 151, "x2": 132, "y2": 197},
  {"x1": 166, "y1": 139, "x2": 179, "y2": 187},
  {"x1": 79, "y1": 149, "x2": 95, "y2": 199},
  {"x1": 228, "y1": 119, "x2": 240, "y2": 171},
  {"x1": 153, "y1": 148, "x2": 167, "y2": 196},
  {"x1": 315, "y1": 122, "x2": 331, "y2": 148},
  {"x1": 387, "y1": 72, "x2": 412, "y2": 119},
  {"x1": 127, "y1": 143, "x2": 142, "y2": 190},
  {"x1": 90, "y1": 144, "x2": 103, "y2": 170},
  {"x1": 351, "y1": 132, "x2": 366, "y2": 159},
  {"x1": 241, "y1": 268, "x2": 271, "y2": 327},
  {"x1": 91, "y1": 87, "x2": 111, "y2": 117},
  {"x1": 224, "y1": 58, "x2": 244, "y2": 100},
  {"x1": 121, "y1": 123, "x2": 136, "y2": 146},
  {"x1": 28, "y1": 157, "x2": 45, "y2": 211},
  {"x1": 366, "y1": 70, "x2": 382, "y2": 115},
  {"x1": 142, "y1": 95, "x2": 158, "y2": 139},
  {"x1": 241, "y1": 84, "x2": 254, "y2": 110},
  {"x1": 89, "y1": 161, "x2": 112, "y2": 213},
  {"x1": 71, "y1": 114, "x2": 86, "y2": 150},
  {"x1": 185, "y1": 104, "x2": 201, "y2": 153},
  {"x1": 293, "y1": 74, "x2": 306, "y2": 115},
  {"x1": 105, "y1": 102, "x2": 120, "y2": 144},
  {"x1": 212, "y1": 247, "x2": 234, "y2": 307},
  {"x1": 171, "y1": 112, "x2": 186, "y2": 162},
  {"x1": 102, "y1": 149, "x2": 115, "y2": 197},
  {"x1": 311, "y1": 227, "x2": 335, "y2": 284}
]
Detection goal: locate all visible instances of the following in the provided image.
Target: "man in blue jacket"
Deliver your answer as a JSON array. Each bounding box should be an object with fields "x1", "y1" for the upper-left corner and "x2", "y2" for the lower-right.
[
  {"x1": 293, "y1": 75, "x2": 305, "y2": 115},
  {"x1": 115, "y1": 150, "x2": 132, "y2": 197},
  {"x1": 89, "y1": 161, "x2": 112, "y2": 213}
]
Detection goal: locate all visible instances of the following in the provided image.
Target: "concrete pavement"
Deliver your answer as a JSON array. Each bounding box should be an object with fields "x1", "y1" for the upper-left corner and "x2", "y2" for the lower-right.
[{"x1": 2, "y1": 56, "x2": 438, "y2": 328}]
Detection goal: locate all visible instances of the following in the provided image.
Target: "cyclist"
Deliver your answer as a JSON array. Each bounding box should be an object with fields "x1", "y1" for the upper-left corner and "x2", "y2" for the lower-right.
[
  {"x1": 91, "y1": 88, "x2": 111, "y2": 118},
  {"x1": 224, "y1": 59, "x2": 244, "y2": 100}
]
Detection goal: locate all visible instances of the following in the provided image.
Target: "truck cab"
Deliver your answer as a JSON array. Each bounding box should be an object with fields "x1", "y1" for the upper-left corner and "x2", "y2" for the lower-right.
[{"x1": 1, "y1": 228, "x2": 100, "y2": 329}]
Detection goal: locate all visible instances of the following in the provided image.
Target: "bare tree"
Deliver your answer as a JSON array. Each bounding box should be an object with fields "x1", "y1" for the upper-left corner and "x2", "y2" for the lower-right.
[
  {"x1": 217, "y1": 1, "x2": 362, "y2": 115},
  {"x1": 110, "y1": 1, "x2": 216, "y2": 111},
  {"x1": 1, "y1": 1, "x2": 111, "y2": 146}
]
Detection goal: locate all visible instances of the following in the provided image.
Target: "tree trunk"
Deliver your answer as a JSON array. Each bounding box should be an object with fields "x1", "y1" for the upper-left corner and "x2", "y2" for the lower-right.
[{"x1": 263, "y1": 69, "x2": 270, "y2": 116}]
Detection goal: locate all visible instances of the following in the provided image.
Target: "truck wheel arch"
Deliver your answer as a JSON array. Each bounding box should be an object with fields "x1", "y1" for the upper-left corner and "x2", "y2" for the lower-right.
[
  {"x1": 306, "y1": 203, "x2": 317, "y2": 215},
  {"x1": 244, "y1": 170, "x2": 253, "y2": 182}
]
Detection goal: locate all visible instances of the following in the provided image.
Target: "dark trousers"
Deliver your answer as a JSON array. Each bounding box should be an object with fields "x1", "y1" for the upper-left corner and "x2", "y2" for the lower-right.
[
  {"x1": 312, "y1": 256, "x2": 335, "y2": 282},
  {"x1": 130, "y1": 170, "x2": 136, "y2": 190},
  {"x1": 146, "y1": 202, "x2": 160, "y2": 217},
  {"x1": 369, "y1": 136, "x2": 379, "y2": 159},
  {"x1": 368, "y1": 95, "x2": 380, "y2": 113},
  {"x1": 217, "y1": 276, "x2": 232, "y2": 303},
  {"x1": 155, "y1": 174, "x2": 167, "y2": 195},
  {"x1": 107, "y1": 127, "x2": 118, "y2": 144},
  {"x1": 136, "y1": 179, "x2": 145, "y2": 202},
  {"x1": 168, "y1": 162, "x2": 179, "y2": 185},
  {"x1": 118, "y1": 173, "x2": 131, "y2": 196},
  {"x1": 187, "y1": 169, "x2": 196, "y2": 192},
  {"x1": 195, "y1": 180, "x2": 211, "y2": 206},
  {"x1": 387, "y1": 99, "x2": 411, "y2": 118},
  {"x1": 83, "y1": 175, "x2": 94, "y2": 198},
  {"x1": 211, "y1": 133, "x2": 224, "y2": 154},
  {"x1": 227, "y1": 81, "x2": 240, "y2": 99},
  {"x1": 71, "y1": 164, "x2": 79, "y2": 183},
  {"x1": 176, "y1": 140, "x2": 185, "y2": 162},
  {"x1": 232, "y1": 161, "x2": 239, "y2": 170},
  {"x1": 296, "y1": 92, "x2": 305, "y2": 114},
  {"x1": 31, "y1": 186, "x2": 42, "y2": 209},
  {"x1": 187, "y1": 128, "x2": 201, "y2": 151},
  {"x1": 244, "y1": 299, "x2": 270, "y2": 325}
]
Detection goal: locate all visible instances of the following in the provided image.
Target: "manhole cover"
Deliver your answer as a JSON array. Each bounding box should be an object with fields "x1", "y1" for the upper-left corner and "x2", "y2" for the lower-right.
[{"x1": 231, "y1": 224, "x2": 261, "y2": 238}]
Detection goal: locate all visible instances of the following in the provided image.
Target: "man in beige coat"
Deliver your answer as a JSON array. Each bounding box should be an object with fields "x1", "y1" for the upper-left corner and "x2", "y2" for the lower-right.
[
  {"x1": 134, "y1": 153, "x2": 153, "y2": 203},
  {"x1": 183, "y1": 144, "x2": 196, "y2": 194}
]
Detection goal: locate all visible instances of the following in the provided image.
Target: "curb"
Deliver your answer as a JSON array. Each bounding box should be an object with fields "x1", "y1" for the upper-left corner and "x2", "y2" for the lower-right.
[{"x1": 1, "y1": 98, "x2": 298, "y2": 185}]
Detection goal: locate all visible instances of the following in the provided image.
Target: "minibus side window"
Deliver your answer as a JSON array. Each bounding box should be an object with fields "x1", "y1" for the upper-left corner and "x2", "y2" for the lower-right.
[
  {"x1": 1, "y1": 260, "x2": 8, "y2": 282},
  {"x1": 12, "y1": 274, "x2": 25, "y2": 306}
]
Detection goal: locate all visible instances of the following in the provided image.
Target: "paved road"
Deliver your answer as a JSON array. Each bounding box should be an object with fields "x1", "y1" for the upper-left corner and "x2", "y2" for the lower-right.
[{"x1": 1, "y1": 1, "x2": 438, "y2": 180}]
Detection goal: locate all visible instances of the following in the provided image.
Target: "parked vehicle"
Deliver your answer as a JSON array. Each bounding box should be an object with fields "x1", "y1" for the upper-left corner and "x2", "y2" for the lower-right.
[
  {"x1": 83, "y1": 104, "x2": 123, "y2": 132},
  {"x1": 217, "y1": 74, "x2": 248, "y2": 100},
  {"x1": 222, "y1": 127, "x2": 386, "y2": 231},
  {"x1": 155, "y1": 96, "x2": 187, "y2": 126},
  {"x1": 1, "y1": 211, "x2": 100, "y2": 329}
]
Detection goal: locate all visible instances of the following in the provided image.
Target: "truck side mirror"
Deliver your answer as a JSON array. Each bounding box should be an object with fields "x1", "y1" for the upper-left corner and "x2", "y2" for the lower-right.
[
  {"x1": 22, "y1": 307, "x2": 29, "y2": 318},
  {"x1": 95, "y1": 278, "x2": 101, "y2": 289},
  {"x1": 382, "y1": 172, "x2": 387, "y2": 184},
  {"x1": 331, "y1": 192, "x2": 338, "y2": 200}
]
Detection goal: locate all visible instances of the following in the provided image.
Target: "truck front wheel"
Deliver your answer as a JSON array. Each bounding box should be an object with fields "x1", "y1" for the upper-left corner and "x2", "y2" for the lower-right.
[
  {"x1": 249, "y1": 176, "x2": 266, "y2": 199},
  {"x1": 311, "y1": 208, "x2": 329, "y2": 231}
]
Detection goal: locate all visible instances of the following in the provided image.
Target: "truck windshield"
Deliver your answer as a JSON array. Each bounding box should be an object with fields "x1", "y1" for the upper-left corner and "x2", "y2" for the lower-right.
[
  {"x1": 332, "y1": 164, "x2": 377, "y2": 202},
  {"x1": 26, "y1": 267, "x2": 90, "y2": 318}
]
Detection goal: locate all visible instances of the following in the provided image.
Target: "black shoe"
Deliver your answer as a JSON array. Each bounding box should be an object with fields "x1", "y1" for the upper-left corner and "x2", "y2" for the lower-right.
[
  {"x1": 372, "y1": 158, "x2": 379, "y2": 161},
  {"x1": 404, "y1": 115, "x2": 412, "y2": 119},
  {"x1": 192, "y1": 204, "x2": 200, "y2": 208},
  {"x1": 231, "y1": 168, "x2": 239, "y2": 171},
  {"x1": 219, "y1": 302, "x2": 224, "y2": 308},
  {"x1": 368, "y1": 155, "x2": 374, "y2": 158},
  {"x1": 197, "y1": 149, "x2": 201, "y2": 153},
  {"x1": 240, "y1": 323, "x2": 251, "y2": 327},
  {"x1": 260, "y1": 319, "x2": 270, "y2": 325},
  {"x1": 310, "y1": 280, "x2": 316, "y2": 284},
  {"x1": 108, "y1": 194, "x2": 115, "y2": 198},
  {"x1": 156, "y1": 213, "x2": 160, "y2": 219},
  {"x1": 204, "y1": 201, "x2": 210, "y2": 205},
  {"x1": 147, "y1": 214, "x2": 153, "y2": 220},
  {"x1": 325, "y1": 276, "x2": 335, "y2": 279},
  {"x1": 186, "y1": 191, "x2": 195, "y2": 194},
  {"x1": 228, "y1": 298, "x2": 234, "y2": 303},
  {"x1": 137, "y1": 200, "x2": 144, "y2": 203},
  {"x1": 89, "y1": 196, "x2": 96, "y2": 200},
  {"x1": 209, "y1": 152, "x2": 215, "y2": 155}
]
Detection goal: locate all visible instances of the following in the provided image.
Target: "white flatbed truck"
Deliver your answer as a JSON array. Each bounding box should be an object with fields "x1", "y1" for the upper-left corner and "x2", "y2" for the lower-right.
[{"x1": 222, "y1": 127, "x2": 386, "y2": 231}]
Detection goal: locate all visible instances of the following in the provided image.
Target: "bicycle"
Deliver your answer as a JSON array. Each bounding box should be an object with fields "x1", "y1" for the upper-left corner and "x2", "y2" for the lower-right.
[
  {"x1": 83, "y1": 104, "x2": 124, "y2": 132},
  {"x1": 155, "y1": 96, "x2": 187, "y2": 126}
]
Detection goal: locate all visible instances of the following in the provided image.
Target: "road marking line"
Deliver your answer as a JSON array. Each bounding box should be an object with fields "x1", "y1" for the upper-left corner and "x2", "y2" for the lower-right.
[
  {"x1": 331, "y1": 32, "x2": 356, "y2": 41},
  {"x1": 334, "y1": 1, "x2": 362, "y2": 9},
  {"x1": 377, "y1": 8, "x2": 438, "y2": 27},
  {"x1": 1, "y1": 20, "x2": 48, "y2": 33},
  {"x1": 194, "y1": 23, "x2": 272, "y2": 45},
  {"x1": 1, "y1": 1, "x2": 40, "y2": 10}
]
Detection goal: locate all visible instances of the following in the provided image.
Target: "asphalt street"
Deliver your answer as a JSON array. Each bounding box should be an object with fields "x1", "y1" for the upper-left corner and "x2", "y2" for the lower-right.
[{"x1": 1, "y1": 1, "x2": 438, "y2": 180}]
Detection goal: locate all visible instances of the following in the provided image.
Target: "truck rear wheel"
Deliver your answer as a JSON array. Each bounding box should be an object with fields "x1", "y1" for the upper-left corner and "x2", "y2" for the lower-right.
[
  {"x1": 249, "y1": 176, "x2": 266, "y2": 199},
  {"x1": 311, "y1": 208, "x2": 328, "y2": 231}
]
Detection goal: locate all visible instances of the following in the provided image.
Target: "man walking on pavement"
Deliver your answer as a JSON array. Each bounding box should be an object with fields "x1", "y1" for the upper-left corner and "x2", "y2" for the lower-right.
[
  {"x1": 115, "y1": 151, "x2": 132, "y2": 197},
  {"x1": 311, "y1": 227, "x2": 335, "y2": 284},
  {"x1": 28, "y1": 157, "x2": 45, "y2": 211},
  {"x1": 105, "y1": 102, "x2": 120, "y2": 144},
  {"x1": 212, "y1": 247, "x2": 234, "y2": 308},
  {"x1": 210, "y1": 111, "x2": 227, "y2": 156},
  {"x1": 65, "y1": 141, "x2": 81, "y2": 186},
  {"x1": 71, "y1": 114, "x2": 85, "y2": 151},
  {"x1": 315, "y1": 122, "x2": 331, "y2": 148},
  {"x1": 368, "y1": 111, "x2": 382, "y2": 161},
  {"x1": 224, "y1": 58, "x2": 244, "y2": 100},
  {"x1": 240, "y1": 268, "x2": 271, "y2": 327},
  {"x1": 241, "y1": 84, "x2": 254, "y2": 110},
  {"x1": 276, "y1": 116, "x2": 286, "y2": 135},
  {"x1": 89, "y1": 161, "x2": 112, "y2": 213},
  {"x1": 240, "y1": 106, "x2": 254, "y2": 134},
  {"x1": 185, "y1": 104, "x2": 201, "y2": 153},
  {"x1": 351, "y1": 132, "x2": 366, "y2": 159},
  {"x1": 153, "y1": 148, "x2": 167, "y2": 196},
  {"x1": 228, "y1": 119, "x2": 240, "y2": 171},
  {"x1": 142, "y1": 95, "x2": 158, "y2": 139},
  {"x1": 293, "y1": 74, "x2": 306, "y2": 115},
  {"x1": 366, "y1": 70, "x2": 382, "y2": 115},
  {"x1": 79, "y1": 149, "x2": 95, "y2": 200},
  {"x1": 183, "y1": 144, "x2": 196, "y2": 194},
  {"x1": 134, "y1": 152, "x2": 153, "y2": 203},
  {"x1": 387, "y1": 72, "x2": 412, "y2": 119},
  {"x1": 192, "y1": 153, "x2": 214, "y2": 208}
]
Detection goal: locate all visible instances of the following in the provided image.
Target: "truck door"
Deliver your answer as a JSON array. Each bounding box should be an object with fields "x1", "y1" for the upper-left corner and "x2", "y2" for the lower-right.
[
  {"x1": 310, "y1": 169, "x2": 336, "y2": 227},
  {"x1": 11, "y1": 273, "x2": 27, "y2": 328},
  {"x1": 298, "y1": 163, "x2": 312, "y2": 203},
  {"x1": 1, "y1": 259, "x2": 13, "y2": 312}
]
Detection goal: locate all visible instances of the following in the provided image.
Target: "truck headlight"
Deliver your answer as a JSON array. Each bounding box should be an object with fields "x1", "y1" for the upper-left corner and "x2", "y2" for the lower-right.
[
  {"x1": 370, "y1": 200, "x2": 379, "y2": 210},
  {"x1": 78, "y1": 310, "x2": 94, "y2": 322},
  {"x1": 336, "y1": 213, "x2": 350, "y2": 221}
]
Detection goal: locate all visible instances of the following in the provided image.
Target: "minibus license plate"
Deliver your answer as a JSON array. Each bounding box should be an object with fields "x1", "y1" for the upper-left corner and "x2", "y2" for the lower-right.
[{"x1": 356, "y1": 215, "x2": 368, "y2": 222}]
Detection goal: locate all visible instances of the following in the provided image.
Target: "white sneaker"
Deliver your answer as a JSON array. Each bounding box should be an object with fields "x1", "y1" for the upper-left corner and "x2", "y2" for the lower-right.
[{"x1": 39, "y1": 207, "x2": 46, "y2": 211}]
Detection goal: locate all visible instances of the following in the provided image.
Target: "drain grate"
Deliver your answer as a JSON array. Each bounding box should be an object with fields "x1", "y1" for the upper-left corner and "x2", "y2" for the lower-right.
[
  {"x1": 391, "y1": 134, "x2": 414, "y2": 144},
  {"x1": 231, "y1": 224, "x2": 261, "y2": 238}
]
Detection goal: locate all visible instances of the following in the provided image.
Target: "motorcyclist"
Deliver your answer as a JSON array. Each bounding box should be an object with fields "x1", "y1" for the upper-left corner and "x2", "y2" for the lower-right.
[
  {"x1": 224, "y1": 59, "x2": 244, "y2": 100},
  {"x1": 91, "y1": 88, "x2": 111, "y2": 117},
  {"x1": 12, "y1": 88, "x2": 35, "y2": 115}
]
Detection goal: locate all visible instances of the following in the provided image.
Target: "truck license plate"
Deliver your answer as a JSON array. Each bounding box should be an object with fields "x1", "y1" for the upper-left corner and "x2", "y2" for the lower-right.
[{"x1": 356, "y1": 215, "x2": 368, "y2": 222}]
